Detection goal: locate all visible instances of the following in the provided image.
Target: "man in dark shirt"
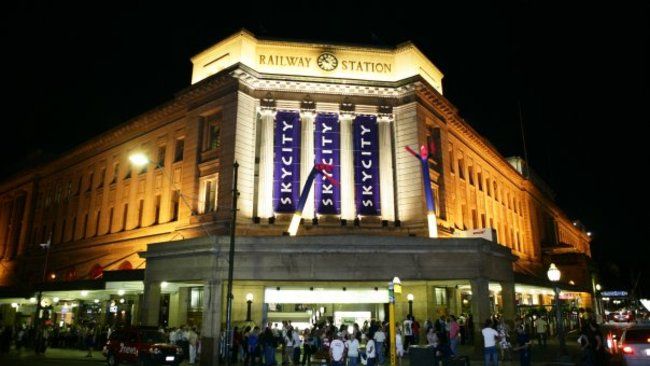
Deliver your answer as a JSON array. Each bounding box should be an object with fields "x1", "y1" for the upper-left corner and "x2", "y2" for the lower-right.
[{"x1": 513, "y1": 325, "x2": 531, "y2": 366}]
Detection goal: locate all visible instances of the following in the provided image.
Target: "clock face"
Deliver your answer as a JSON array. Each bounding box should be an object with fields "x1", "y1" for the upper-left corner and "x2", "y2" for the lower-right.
[{"x1": 317, "y1": 52, "x2": 338, "y2": 71}]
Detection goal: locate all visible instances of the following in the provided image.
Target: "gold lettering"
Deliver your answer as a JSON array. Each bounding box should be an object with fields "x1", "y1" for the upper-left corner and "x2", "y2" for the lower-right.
[
  {"x1": 342, "y1": 60, "x2": 348, "y2": 70},
  {"x1": 259, "y1": 55, "x2": 266, "y2": 65},
  {"x1": 376, "y1": 63, "x2": 383, "y2": 73},
  {"x1": 305, "y1": 57, "x2": 311, "y2": 67},
  {"x1": 384, "y1": 63, "x2": 391, "y2": 73}
]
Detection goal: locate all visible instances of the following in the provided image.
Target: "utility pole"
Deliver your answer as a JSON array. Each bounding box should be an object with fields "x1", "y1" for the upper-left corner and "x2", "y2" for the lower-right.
[{"x1": 225, "y1": 161, "x2": 239, "y2": 366}]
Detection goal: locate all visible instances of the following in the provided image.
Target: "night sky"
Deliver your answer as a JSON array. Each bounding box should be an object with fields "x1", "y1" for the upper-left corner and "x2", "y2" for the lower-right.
[{"x1": 1, "y1": 2, "x2": 647, "y2": 295}]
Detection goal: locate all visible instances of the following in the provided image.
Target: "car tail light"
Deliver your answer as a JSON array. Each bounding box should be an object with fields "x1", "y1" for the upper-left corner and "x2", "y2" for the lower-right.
[{"x1": 622, "y1": 346, "x2": 634, "y2": 355}]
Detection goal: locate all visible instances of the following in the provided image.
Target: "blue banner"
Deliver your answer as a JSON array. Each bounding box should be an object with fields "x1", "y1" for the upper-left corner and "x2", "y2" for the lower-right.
[
  {"x1": 353, "y1": 115, "x2": 381, "y2": 216},
  {"x1": 314, "y1": 113, "x2": 341, "y2": 215},
  {"x1": 273, "y1": 111, "x2": 301, "y2": 213}
]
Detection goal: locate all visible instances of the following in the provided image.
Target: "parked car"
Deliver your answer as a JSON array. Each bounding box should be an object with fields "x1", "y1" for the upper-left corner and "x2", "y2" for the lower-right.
[
  {"x1": 618, "y1": 325, "x2": 650, "y2": 366},
  {"x1": 102, "y1": 326, "x2": 183, "y2": 365}
]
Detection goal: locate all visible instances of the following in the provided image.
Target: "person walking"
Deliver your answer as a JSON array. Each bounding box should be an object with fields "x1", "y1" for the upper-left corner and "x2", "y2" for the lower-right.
[
  {"x1": 448, "y1": 315, "x2": 460, "y2": 356},
  {"x1": 512, "y1": 325, "x2": 531, "y2": 366},
  {"x1": 534, "y1": 316, "x2": 548, "y2": 348},
  {"x1": 365, "y1": 333, "x2": 377, "y2": 366},
  {"x1": 346, "y1": 333, "x2": 360, "y2": 366},
  {"x1": 482, "y1": 319, "x2": 500, "y2": 366},
  {"x1": 188, "y1": 326, "x2": 199, "y2": 364},
  {"x1": 330, "y1": 333, "x2": 346, "y2": 366},
  {"x1": 373, "y1": 326, "x2": 386, "y2": 365}
]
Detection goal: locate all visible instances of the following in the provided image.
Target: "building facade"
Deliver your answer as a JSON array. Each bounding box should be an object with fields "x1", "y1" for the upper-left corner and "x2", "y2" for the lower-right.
[{"x1": 0, "y1": 30, "x2": 592, "y2": 364}]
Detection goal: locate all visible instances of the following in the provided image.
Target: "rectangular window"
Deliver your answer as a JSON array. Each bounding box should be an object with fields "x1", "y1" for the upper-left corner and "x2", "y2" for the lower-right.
[
  {"x1": 122, "y1": 203, "x2": 128, "y2": 230},
  {"x1": 87, "y1": 172, "x2": 94, "y2": 192},
  {"x1": 481, "y1": 214, "x2": 486, "y2": 229},
  {"x1": 83, "y1": 213, "x2": 89, "y2": 237},
  {"x1": 435, "y1": 287, "x2": 447, "y2": 306},
  {"x1": 154, "y1": 195, "x2": 161, "y2": 224},
  {"x1": 157, "y1": 145, "x2": 166, "y2": 168},
  {"x1": 204, "y1": 180, "x2": 217, "y2": 213},
  {"x1": 137, "y1": 199, "x2": 144, "y2": 228},
  {"x1": 77, "y1": 176, "x2": 83, "y2": 195},
  {"x1": 112, "y1": 163, "x2": 120, "y2": 184},
  {"x1": 209, "y1": 124, "x2": 220, "y2": 150},
  {"x1": 494, "y1": 181, "x2": 498, "y2": 201},
  {"x1": 477, "y1": 171, "x2": 483, "y2": 191},
  {"x1": 95, "y1": 210, "x2": 101, "y2": 236},
  {"x1": 190, "y1": 287, "x2": 204, "y2": 310},
  {"x1": 174, "y1": 139, "x2": 184, "y2": 162},
  {"x1": 468, "y1": 165, "x2": 475, "y2": 186},
  {"x1": 98, "y1": 168, "x2": 105, "y2": 188},
  {"x1": 171, "y1": 190, "x2": 180, "y2": 221},
  {"x1": 108, "y1": 207, "x2": 114, "y2": 231},
  {"x1": 486, "y1": 177, "x2": 492, "y2": 196},
  {"x1": 71, "y1": 216, "x2": 77, "y2": 240},
  {"x1": 449, "y1": 146, "x2": 455, "y2": 174},
  {"x1": 458, "y1": 158, "x2": 465, "y2": 180}
]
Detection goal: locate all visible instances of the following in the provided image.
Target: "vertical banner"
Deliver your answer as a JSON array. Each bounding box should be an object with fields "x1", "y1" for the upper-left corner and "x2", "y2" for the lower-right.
[
  {"x1": 273, "y1": 111, "x2": 301, "y2": 213},
  {"x1": 314, "y1": 113, "x2": 341, "y2": 215},
  {"x1": 353, "y1": 115, "x2": 381, "y2": 216}
]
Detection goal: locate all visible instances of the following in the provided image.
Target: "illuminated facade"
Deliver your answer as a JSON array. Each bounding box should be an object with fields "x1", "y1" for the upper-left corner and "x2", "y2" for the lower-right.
[{"x1": 0, "y1": 30, "x2": 592, "y2": 364}]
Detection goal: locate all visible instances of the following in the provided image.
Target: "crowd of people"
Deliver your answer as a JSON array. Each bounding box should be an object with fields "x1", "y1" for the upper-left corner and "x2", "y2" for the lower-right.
[{"x1": 0, "y1": 322, "x2": 108, "y2": 356}]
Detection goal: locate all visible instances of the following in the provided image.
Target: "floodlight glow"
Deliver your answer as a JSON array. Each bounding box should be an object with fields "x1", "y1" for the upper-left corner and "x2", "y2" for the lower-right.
[
  {"x1": 161, "y1": 281, "x2": 169, "y2": 289},
  {"x1": 118, "y1": 290, "x2": 125, "y2": 296},
  {"x1": 29, "y1": 297, "x2": 37, "y2": 303},
  {"x1": 128, "y1": 152, "x2": 150, "y2": 167},
  {"x1": 427, "y1": 212, "x2": 439, "y2": 238},
  {"x1": 407, "y1": 293, "x2": 414, "y2": 301},
  {"x1": 288, "y1": 213, "x2": 302, "y2": 236},
  {"x1": 81, "y1": 290, "x2": 89, "y2": 297},
  {"x1": 94, "y1": 299, "x2": 100, "y2": 304},
  {"x1": 53, "y1": 297, "x2": 60, "y2": 303},
  {"x1": 246, "y1": 293, "x2": 254, "y2": 302}
]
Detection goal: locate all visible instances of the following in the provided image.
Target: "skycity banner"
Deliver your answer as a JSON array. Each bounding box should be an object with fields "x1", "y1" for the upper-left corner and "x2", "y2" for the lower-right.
[
  {"x1": 273, "y1": 111, "x2": 301, "y2": 213},
  {"x1": 353, "y1": 115, "x2": 381, "y2": 216},
  {"x1": 314, "y1": 113, "x2": 341, "y2": 215}
]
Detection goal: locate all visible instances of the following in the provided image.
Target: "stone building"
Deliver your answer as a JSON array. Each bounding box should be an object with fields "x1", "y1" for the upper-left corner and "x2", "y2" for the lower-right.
[{"x1": 0, "y1": 30, "x2": 592, "y2": 364}]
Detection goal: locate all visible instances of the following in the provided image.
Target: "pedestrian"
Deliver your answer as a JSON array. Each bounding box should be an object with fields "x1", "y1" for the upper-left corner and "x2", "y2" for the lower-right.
[
  {"x1": 188, "y1": 326, "x2": 199, "y2": 364},
  {"x1": 330, "y1": 333, "x2": 346, "y2": 366},
  {"x1": 411, "y1": 317, "x2": 420, "y2": 346},
  {"x1": 373, "y1": 326, "x2": 386, "y2": 365},
  {"x1": 497, "y1": 319, "x2": 512, "y2": 361},
  {"x1": 395, "y1": 328, "x2": 404, "y2": 366},
  {"x1": 284, "y1": 328, "x2": 296, "y2": 366},
  {"x1": 512, "y1": 325, "x2": 531, "y2": 366},
  {"x1": 482, "y1": 319, "x2": 499, "y2": 366},
  {"x1": 84, "y1": 327, "x2": 95, "y2": 358},
  {"x1": 402, "y1": 316, "x2": 413, "y2": 350},
  {"x1": 448, "y1": 315, "x2": 460, "y2": 356},
  {"x1": 261, "y1": 327, "x2": 278, "y2": 366},
  {"x1": 534, "y1": 316, "x2": 548, "y2": 347},
  {"x1": 346, "y1": 333, "x2": 360, "y2": 366},
  {"x1": 292, "y1": 328, "x2": 302, "y2": 366},
  {"x1": 365, "y1": 332, "x2": 377, "y2": 366},
  {"x1": 577, "y1": 324, "x2": 594, "y2": 366}
]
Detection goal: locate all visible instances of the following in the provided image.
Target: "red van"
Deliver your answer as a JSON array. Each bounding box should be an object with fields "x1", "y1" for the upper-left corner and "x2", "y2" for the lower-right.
[{"x1": 102, "y1": 326, "x2": 183, "y2": 365}]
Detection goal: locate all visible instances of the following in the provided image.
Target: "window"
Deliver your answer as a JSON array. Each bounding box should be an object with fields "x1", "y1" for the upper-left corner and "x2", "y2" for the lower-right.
[
  {"x1": 203, "y1": 180, "x2": 217, "y2": 213},
  {"x1": 435, "y1": 288, "x2": 447, "y2": 306},
  {"x1": 486, "y1": 177, "x2": 492, "y2": 196},
  {"x1": 157, "y1": 145, "x2": 166, "y2": 168},
  {"x1": 171, "y1": 190, "x2": 180, "y2": 221},
  {"x1": 82, "y1": 213, "x2": 89, "y2": 237},
  {"x1": 98, "y1": 168, "x2": 105, "y2": 188},
  {"x1": 190, "y1": 287, "x2": 204, "y2": 310},
  {"x1": 468, "y1": 165, "x2": 474, "y2": 186},
  {"x1": 477, "y1": 171, "x2": 483, "y2": 191},
  {"x1": 493, "y1": 181, "x2": 498, "y2": 201},
  {"x1": 112, "y1": 163, "x2": 119, "y2": 184},
  {"x1": 154, "y1": 195, "x2": 161, "y2": 224},
  {"x1": 471, "y1": 209, "x2": 478, "y2": 229},
  {"x1": 174, "y1": 138, "x2": 184, "y2": 162},
  {"x1": 458, "y1": 158, "x2": 465, "y2": 180},
  {"x1": 124, "y1": 167, "x2": 131, "y2": 180},
  {"x1": 449, "y1": 146, "x2": 455, "y2": 174},
  {"x1": 87, "y1": 172, "x2": 94, "y2": 192},
  {"x1": 108, "y1": 207, "x2": 114, "y2": 231},
  {"x1": 137, "y1": 199, "x2": 144, "y2": 228},
  {"x1": 481, "y1": 214, "x2": 486, "y2": 228},
  {"x1": 77, "y1": 176, "x2": 83, "y2": 195},
  {"x1": 95, "y1": 210, "x2": 101, "y2": 236},
  {"x1": 122, "y1": 203, "x2": 129, "y2": 230}
]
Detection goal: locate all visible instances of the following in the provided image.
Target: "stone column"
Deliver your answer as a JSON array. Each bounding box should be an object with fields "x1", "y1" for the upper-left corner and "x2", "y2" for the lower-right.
[
  {"x1": 339, "y1": 113, "x2": 355, "y2": 221},
  {"x1": 256, "y1": 109, "x2": 275, "y2": 219},
  {"x1": 177, "y1": 287, "x2": 189, "y2": 327},
  {"x1": 201, "y1": 280, "x2": 223, "y2": 366},
  {"x1": 500, "y1": 282, "x2": 516, "y2": 323},
  {"x1": 470, "y1": 277, "x2": 491, "y2": 353},
  {"x1": 300, "y1": 111, "x2": 316, "y2": 220},
  {"x1": 378, "y1": 115, "x2": 395, "y2": 222},
  {"x1": 142, "y1": 281, "x2": 161, "y2": 326}
]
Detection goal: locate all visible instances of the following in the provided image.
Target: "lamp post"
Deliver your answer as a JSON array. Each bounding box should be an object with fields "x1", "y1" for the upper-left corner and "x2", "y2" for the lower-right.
[
  {"x1": 246, "y1": 293, "x2": 254, "y2": 322},
  {"x1": 547, "y1": 263, "x2": 568, "y2": 360},
  {"x1": 389, "y1": 277, "x2": 401, "y2": 366},
  {"x1": 407, "y1": 293, "x2": 414, "y2": 317}
]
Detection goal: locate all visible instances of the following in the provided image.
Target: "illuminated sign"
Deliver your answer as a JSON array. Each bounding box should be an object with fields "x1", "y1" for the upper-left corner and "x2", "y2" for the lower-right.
[
  {"x1": 273, "y1": 111, "x2": 301, "y2": 213},
  {"x1": 600, "y1": 291, "x2": 628, "y2": 297}
]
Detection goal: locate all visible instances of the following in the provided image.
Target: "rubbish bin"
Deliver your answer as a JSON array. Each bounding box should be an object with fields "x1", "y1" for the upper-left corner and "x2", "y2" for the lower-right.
[{"x1": 408, "y1": 345, "x2": 436, "y2": 366}]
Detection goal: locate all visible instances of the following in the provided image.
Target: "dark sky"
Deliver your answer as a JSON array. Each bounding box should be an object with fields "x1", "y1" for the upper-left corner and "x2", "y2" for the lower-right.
[{"x1": 1, "y1": 2, "x2": 648, "y2": 295}]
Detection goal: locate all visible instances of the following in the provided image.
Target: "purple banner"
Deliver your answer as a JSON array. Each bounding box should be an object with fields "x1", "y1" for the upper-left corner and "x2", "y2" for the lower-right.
[
  {"x1": 314, "y1": 113, "x2": 341, "y2": 215},
  {"x1": 273, "y1": 111, "x2": 301, "y2": 213},
  {"x1": 353, "y1": 115, "x2": 381, "y2": 216}
]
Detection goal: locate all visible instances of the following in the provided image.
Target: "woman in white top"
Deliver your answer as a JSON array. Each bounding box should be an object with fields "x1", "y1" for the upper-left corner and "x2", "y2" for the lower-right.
[
  {"x1": 395, "y1": 328, "x2": 404, "y2": 365},
  {"x1": 346, "y1": 335, "x2": 360, "y2": 366},
  {"x1": 426, "y1": 328, "x2": 439, "y2": 348}
]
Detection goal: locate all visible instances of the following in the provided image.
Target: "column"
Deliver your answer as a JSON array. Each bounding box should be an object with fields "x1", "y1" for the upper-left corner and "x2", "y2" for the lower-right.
[
  {"x1": 500, "y1": 281, "x2": 516, "y2": 322},
  {"x1": 201, "y1": 280, "x2": 223, "y2": 366},
  {"x1": 470, "y1": 277, "x2": 491, "y2": 354},
  {"x1": 177, "y1": 287, "x2": 189, "y2": 327},
  {"x1": 141, "y1": 281, "x2": 161, "y2": 326},
  {"x1": 300, "y1": 111, "x2": 315, "y2": 220},
  {"x1": 339, "y1": 113, "x2": 355, "y2": 221},
  {"x1": 378, "y1": 116, "x2": 396, "y2": 221},
  {"x1": 256, "y1": 109, "x2": 275, "y2": 219}
]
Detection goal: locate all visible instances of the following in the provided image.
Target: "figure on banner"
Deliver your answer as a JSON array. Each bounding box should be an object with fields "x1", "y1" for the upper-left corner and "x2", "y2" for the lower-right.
[
  {"x1": 287, "y1": 163, "x2": 339, "y2": 236},
  {"x1": 404, "y1": 141, "x2": 438, "y2": 238}
]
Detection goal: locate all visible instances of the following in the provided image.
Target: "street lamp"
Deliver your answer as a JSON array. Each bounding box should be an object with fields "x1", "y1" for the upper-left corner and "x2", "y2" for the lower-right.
[
  {"x1": 547, "y1": 263, "x2": 568, "y2": 360},
  {"x1": 389, "y1": 277, "x2": 401, "y2": 366},
  {"x1": 407, "y1": 293, "x2": 414, "y2": 316},
  {"x1": 246, "y1": 293, "x2": 254, "y2": 322}
]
